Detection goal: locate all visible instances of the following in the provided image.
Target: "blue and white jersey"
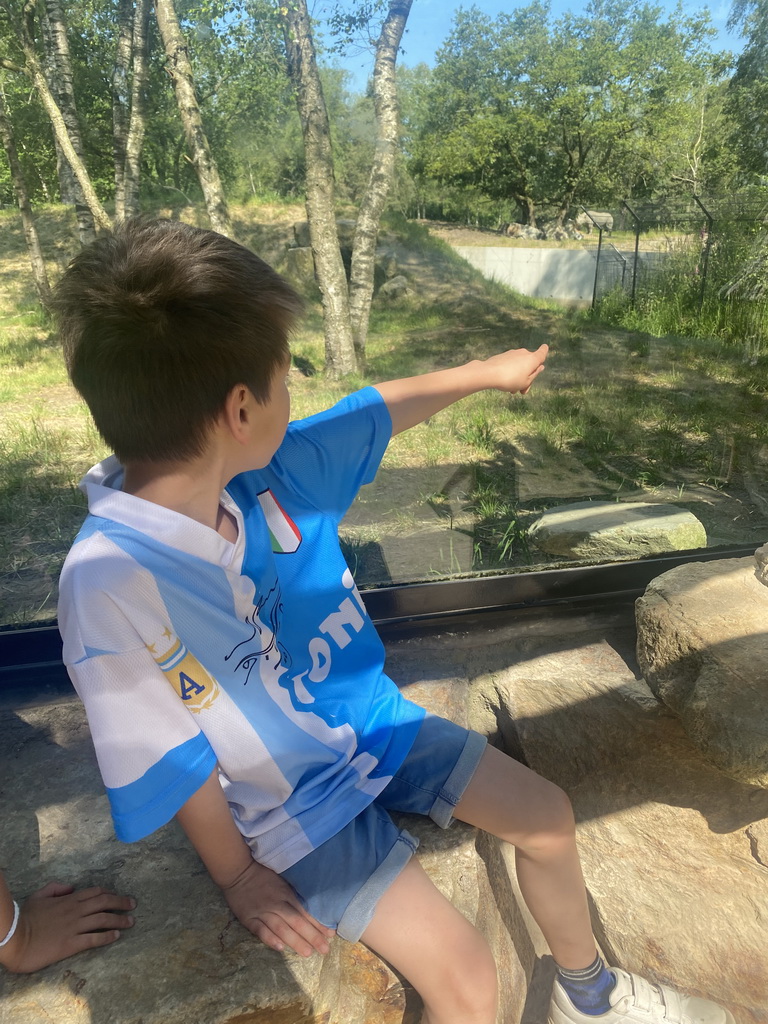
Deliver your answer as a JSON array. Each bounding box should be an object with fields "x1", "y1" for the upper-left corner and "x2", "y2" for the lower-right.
[{"x1": 59, "y1": 387, "x2": 425, "y2": 872}]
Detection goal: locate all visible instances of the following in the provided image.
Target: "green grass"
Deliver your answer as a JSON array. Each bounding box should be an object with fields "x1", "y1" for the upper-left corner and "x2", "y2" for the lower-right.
[{"x1": 2, "y1": 203, "x2": 768, "y2": 621}]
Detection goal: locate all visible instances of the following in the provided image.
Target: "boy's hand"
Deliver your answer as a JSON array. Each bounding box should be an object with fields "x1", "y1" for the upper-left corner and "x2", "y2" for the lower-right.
[
  {"x1": 483, "y1": 344, "x2": 548, "y2": 395},
  {"x1": 221, "y1": 860, "x2": 335, "y2": 958},
  {"x1": 0, "y1": 883, "x2": 136, "y2": 974}
]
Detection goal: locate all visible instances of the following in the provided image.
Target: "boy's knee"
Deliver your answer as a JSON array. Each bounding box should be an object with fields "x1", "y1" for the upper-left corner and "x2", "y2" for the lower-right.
[
  {"x1": 432, "y1": 931, "x2": 498, "y2": 1020},
  {"x1": 527, "y1": 780, "x2": 577, "y2": 849}
]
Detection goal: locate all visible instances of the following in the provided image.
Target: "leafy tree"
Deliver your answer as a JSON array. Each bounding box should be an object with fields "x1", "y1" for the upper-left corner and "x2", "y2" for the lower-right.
[
  {"x1": 413, "y1": 1, "x2": 728, "y2": 226},
  {"x1": 727, "y1": 0, "x2": 768, "y2": 177}
]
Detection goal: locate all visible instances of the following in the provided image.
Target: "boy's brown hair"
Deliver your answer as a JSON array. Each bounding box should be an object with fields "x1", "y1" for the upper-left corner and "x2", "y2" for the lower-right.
[{"x1": 54, "y1": 218, "x2": 303, "y2": 463}]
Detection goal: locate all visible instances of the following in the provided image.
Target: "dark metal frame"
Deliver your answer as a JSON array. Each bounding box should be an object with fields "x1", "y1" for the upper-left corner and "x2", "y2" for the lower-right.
[{"x1": 1, "y1": 544, "x2": 757, "y2": 690}]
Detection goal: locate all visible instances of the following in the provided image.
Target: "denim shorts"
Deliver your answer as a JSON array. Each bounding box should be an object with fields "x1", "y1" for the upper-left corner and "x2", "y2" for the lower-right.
[{"x1": 280, "y1": 713, "x2": 487, "y2": 942}]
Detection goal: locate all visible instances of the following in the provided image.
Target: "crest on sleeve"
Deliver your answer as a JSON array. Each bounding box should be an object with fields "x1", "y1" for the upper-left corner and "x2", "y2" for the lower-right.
[{"x1": 148, "y1": 628, "x2": 221, "y2": 712}]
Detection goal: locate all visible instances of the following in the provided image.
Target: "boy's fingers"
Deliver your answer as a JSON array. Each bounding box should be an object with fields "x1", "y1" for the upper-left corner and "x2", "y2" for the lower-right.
[
  {"x1": 73, "y1": 886, "x2": 113, "y2": 902},
  {"x1": 79, "y1": 911, "x2": 135, "y2": 932},
  {"x1": 257, "y1": 917, "x2": 314, "y2": 957},
  {"x1": 262, "y1": 909, "x2": 330, "y2": 957},
  {"x1": 295, "y1": 902, "x2": 335, "y2": 936},
  {"x1": 35, "y1": 881, "x2": 75, "y2": 898},
  {"x1": 277, "y1": 908, "x2": 330, "y2": 954},
  {"x1": 79, "y1": 891, "x2": 137, "y2": 914}
]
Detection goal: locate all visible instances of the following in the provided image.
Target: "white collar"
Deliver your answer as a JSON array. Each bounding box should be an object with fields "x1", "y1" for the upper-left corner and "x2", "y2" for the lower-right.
[{"x1": 80, "y1": 456, "x2": 245, "y2": 570}]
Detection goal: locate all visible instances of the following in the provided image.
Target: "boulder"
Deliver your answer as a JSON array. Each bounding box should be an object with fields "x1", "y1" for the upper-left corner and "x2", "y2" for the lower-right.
[
  {"x1": 3, "y1": 604, "x2": 763, "y2": 1024},
  {"x1": 378, "y1": 275, "x2": 409, "y2": 300},
  {"x1": 293, "y1": 220, "x2": 311, "y2": 248},
  {"x1": 0, "y1": 681, "x2": 528, "y2": 1024},
  {"x1": 518, "y1": 225, "x2": 545, "y2": 241},
  {"x1": 283, "y1": 245, "x2": 315, "y2": 286},
  {"x1": 635, "y1": 556, "x2": 768, "y2": 787},
  {"x1": 528, "y1": 501, "x2": 706, "y2": 559},
  {"x1": 451, "y1": 614, "x2": 768, "y2": 1024},
  {"x1": 754, "y1": 541, "x2": 768, "y2": 586},
  {"x1": 376, "y1": 251, "x2": 399, "y2": 280}
]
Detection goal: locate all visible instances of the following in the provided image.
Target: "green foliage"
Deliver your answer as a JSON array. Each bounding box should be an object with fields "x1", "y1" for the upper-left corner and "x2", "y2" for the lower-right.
[
  {"x1": 592, "y1": 209, "x2": 768, "y2": 354},
  {"x1": 410, "y1": 1, "x2": 732, "y2": 224},
  {"x1": 726, "y1": 0, "x2": 768, "y2": 179}
]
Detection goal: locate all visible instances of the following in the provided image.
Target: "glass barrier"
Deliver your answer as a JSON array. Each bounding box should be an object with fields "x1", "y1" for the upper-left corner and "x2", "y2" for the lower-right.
[{"x1": 1, "y1": 208, "x2": 767, "y2": 627}]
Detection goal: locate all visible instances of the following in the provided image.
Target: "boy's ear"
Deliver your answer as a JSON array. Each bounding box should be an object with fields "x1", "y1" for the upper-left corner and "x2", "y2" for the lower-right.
[{"x1": 222, "y1": 384, "x2": 254, "y2": 443}]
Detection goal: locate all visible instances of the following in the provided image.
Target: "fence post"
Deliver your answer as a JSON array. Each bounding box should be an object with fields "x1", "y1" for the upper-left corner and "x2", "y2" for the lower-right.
[
  {"x1": 621, "y1": 200, "x2": 642, "y2": 308},
  {"x1": 582, "y1": 208, "x2": 605, "y2": 309},
  {"x1": 692, "y1": 194, "x2": 714, "y2": 315}
]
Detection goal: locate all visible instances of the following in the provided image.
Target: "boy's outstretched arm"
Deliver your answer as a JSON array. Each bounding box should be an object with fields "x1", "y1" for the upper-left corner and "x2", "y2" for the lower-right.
[
  {"x1": 0, "y1": 868, "x2": 135, "y2": 974},
  {"x1": 373, "y1": 345, "x2": 548, "y2": 436},
  {"x1": 175, "y1": 769, "x2": 335, "y2": 957}
]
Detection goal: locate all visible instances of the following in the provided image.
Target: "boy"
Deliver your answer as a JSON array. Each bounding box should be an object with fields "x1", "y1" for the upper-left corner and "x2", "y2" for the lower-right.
[{"x1": 54, "y1": 218, "x2": 731, "y2": 1024}]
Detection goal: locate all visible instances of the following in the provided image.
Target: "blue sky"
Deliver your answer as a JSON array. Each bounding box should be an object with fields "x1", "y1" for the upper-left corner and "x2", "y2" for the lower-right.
[{"x1": 316, "y1": 0, "x2": 744, "y2": 90}]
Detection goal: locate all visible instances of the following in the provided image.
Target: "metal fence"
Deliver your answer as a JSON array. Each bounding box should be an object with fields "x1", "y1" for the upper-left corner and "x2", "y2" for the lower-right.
[{"x1": 585, "y1": 193, "x2": 768, "y2": 336}]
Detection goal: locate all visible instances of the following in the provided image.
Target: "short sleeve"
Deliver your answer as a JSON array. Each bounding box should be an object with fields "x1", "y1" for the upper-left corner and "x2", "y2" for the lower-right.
[
  {"x1": 66, "y1": 646, "x2": 217, "y2": 842},
  {"x1": 263, "y1": 386, "x2": 392, "y2": 521}
]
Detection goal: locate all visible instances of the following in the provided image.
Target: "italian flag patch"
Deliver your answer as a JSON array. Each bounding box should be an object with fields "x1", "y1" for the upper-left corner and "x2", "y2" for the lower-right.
[{"x1": 257, "y1": 489, "x2": 302, "y2": 553}]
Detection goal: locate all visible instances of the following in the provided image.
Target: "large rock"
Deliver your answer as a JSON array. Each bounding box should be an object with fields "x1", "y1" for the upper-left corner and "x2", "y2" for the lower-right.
[
  {"x1": 0, "y1": 679, "x2": 528, "y2": 1024},
  {"x1": 3, "y1": 604, "x2": 763, "y2": 1024},
  {"x1": 754, "y1": 541, "x2": 768, "y2": 586},
  {"x1": 283, "y1": 245, "x2": 315, "y2": 286},
  {"x1": 442, "y1": 612, "x2": 767, "y2": 1024},
  {"x1": 528, "y1": 501, "x2": 706, "y2": 559},
  {"x1": 378, "y1": 275, "x2": 409, "y2": 301},
  {"x1": 636, "y1": 556, "x2": 768, "y2": 787}
]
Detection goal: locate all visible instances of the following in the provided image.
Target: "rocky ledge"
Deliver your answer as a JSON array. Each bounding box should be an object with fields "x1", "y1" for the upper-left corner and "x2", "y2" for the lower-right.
[{"x1": 1, "y1": 598, "x2": 764, "y2": 1023}]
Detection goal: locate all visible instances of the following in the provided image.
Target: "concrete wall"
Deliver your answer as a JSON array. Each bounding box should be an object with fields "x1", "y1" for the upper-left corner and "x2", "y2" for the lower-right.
[
  {"x1": 455, "y1": 245, "x2": 597, "y2": 302},
  {"x1": 452, "y1": 246, "x2": 670, "y2": 303}
]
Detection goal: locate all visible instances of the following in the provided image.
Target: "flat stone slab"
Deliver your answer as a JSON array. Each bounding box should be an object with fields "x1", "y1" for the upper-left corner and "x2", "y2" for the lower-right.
[
  {"x1": 636, "y1": 556, "x2": 768, "y2": 787},
  {"x1": 528, "y1": 500, "x2": 707, "y2": 559}
]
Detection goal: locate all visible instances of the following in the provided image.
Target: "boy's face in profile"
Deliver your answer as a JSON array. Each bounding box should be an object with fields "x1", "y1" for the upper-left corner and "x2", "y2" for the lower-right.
[{"x1": 250, "y1": 353, "x2": 292, "y2": 468}]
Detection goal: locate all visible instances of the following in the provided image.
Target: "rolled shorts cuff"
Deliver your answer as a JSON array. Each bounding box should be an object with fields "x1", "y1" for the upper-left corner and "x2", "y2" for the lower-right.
[
  {"x1": 429, "y1": 728, "x2": 488, "y2": 828},
  {"x1": 336, "y1": 828, "x2": 419, "y2": 942}
]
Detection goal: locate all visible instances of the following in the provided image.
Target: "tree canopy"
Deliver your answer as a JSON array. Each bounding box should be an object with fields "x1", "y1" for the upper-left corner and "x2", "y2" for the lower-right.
[{"x1": 408, "y1": 0, "x2": 732, "y2": 225}]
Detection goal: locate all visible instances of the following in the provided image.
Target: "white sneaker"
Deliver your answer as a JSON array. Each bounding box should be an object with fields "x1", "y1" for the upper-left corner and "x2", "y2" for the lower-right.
[{"x1": 548, "y1": 967, "x2": 736, "y2": 1024}]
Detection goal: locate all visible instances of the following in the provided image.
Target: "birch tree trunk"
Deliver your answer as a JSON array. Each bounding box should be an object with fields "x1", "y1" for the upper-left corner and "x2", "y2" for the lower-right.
[
  {"x1": 348, "y1": 0, "x2": 412, "y2": 362},
  {"x1": 154, "y1": 0, "x2": 232, "y2": 237},
  {"x1": 123, "y1": 0, "x2": 150, "y2": 219},
  {"x1": 39, "y1": 8, "x2": 73, "y2": 203},
  {"x1": 14, "y1": 1, "x2": 111, "y2": 232},
  {"x1": 112, "y1": 0, "x2": 133, "y2": 220},
  {"x1": 42, "y1": 0, "x2": 96, "y2": 244},
  {"x1": 280, "y1": 0, "x2": 358, "y2": 378},
  {"x1": 0, "y1": 89, "x2": 53, "y2": 310}
]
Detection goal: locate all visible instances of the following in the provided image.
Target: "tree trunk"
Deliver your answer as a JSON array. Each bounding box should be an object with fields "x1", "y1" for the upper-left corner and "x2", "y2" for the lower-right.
[
  {"x1": 0, "y1": 89, "x2": 53, "y2": 310},
  {"x1": 280, "y1": 0, "x2": 357, "y2": 378},
  {"x1": 112, "y1": 0, "x2": 133, "y2": 220},
  {"x1": 15, "y1": 2, "x2": 111, "y2": 232},
  {"x1": 38, "y1": 9, "x2": 72, "y2": 203},
  {"x1": 41, "y1": 0, "x2": 96, "y2": 244},
  {"x1": 123, "y1": 0, "x2": 150, "y2": 219},
  {"x1": 348, "y1": 0, "x2": 412, "y2": 363},
  {"x1": 154, "y1": 0, "x2": 232, "y2": 237}
]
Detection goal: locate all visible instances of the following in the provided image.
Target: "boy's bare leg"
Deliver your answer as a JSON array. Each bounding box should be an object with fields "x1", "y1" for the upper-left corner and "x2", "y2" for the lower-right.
[
  {"x1": 361, "y1": 857, "x2": 499, "y2": 1024},
  {"x1": 454, "y1": 745, "x2": 597, "y2": 971}
]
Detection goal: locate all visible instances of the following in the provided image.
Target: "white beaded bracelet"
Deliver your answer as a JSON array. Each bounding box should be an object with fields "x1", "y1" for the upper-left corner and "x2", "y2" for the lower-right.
[{"x1": 0, "y1": 901, "x2": 20, "y2": 948}]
